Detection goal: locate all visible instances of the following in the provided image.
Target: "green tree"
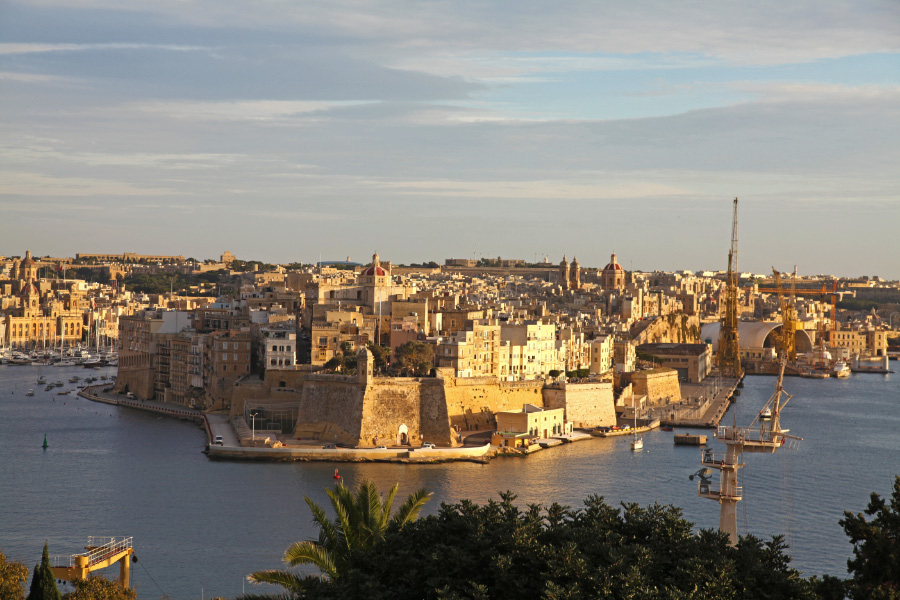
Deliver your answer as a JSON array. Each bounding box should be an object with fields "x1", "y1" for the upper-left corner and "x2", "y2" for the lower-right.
[
  {"x1": 840, "y1": 475, "x2": 900, "y2": 599},
  {"x1": 27, "y1": 543, "x2": 60, "y2": 600},
  {"x1": 245, "y1": 480, "x2": 430, "y2": 598},
  {"x1": 339, "y1": 342, "x2": 356, "y2": 373},
  {"x1": 62, "y1": 576, "x2": 136, "y2": 600},
  {"x1": 292, "y1": 492, "x2": 817, "y2": 600},
  {"x1": 392, "y1": 341, "x2": 434, "y2": 377},
  {"x1": 366, "y1": 341, "x2": 390, "y2": 373},
  {"x1": 0, "y1": 549, "x2": 28, "y2": 600}
]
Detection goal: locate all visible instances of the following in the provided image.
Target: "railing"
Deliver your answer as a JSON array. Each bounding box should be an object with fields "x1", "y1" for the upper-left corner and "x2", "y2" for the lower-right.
[
  {"x1": 60, "y1": 537, "x2": 132, "y2": 568},
  {"x1": 717, "y1": 425, "x2": 784, "y2": 446},
  {"x1": 699, "y1": 450, "x2": 731, "y2": 466},
  {"x1": 698, "y1": 483, "x2": 743, "y2": 500}
]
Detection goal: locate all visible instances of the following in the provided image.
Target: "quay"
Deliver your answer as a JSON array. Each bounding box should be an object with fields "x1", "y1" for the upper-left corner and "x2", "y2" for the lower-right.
[
  {"x1": 78, "y1": 384, "x2": 204, "y2": 423},
  {"x1": 660, "y1": 375, "x2": 740, "y2": 429}
]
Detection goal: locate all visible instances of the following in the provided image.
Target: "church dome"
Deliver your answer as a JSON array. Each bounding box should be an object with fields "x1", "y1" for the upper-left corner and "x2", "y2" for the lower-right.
[
  {"x1": 363, "y1": 265, "x2": 387, "y2": 276},
  {"x1": 603, "y1": 253, "x2": 623, "y2": 272}
]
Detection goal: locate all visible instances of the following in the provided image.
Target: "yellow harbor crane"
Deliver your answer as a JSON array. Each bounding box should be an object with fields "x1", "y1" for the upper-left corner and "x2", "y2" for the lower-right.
[
  {"x1": 50, "y1": 537, "x2": 134, "y2": 589},
  {"x1": 772, "y1": 268, "x2": 799, "y2": 362}
]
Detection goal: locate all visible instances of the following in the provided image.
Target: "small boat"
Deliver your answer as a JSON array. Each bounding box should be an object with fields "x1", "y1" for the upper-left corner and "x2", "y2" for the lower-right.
[
  {"x1": 759, "y1": 407, "x2": 772, "y2": 420},
  {"x1": 57, "y1": 390, "x2": 70, "y2": 395},
  {"x1": 45, "y1": 385, "x2": 54, "y2": 391},
  {"x1": 630, "y1": 408, "x2": 642, "y2": 451},
  {"x1": 833, "y1": 361, "x2": 851, "y2": 379},
  {"x1": 37, "y1": 375, "x2": 47, "y2": 384},
  {"x1": 25, "y1": 389, "x2": 35, "y2": 397},
  {"x1": 69, "y1": 376, "x2": 81, "y2": 383},
  {"x1": 661, "y1": 426, "x2": 674, "y2": 432}
]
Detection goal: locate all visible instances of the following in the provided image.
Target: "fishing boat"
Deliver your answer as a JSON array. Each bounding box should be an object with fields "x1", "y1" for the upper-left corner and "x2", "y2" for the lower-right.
[{"x1": 25, "y1": 389, "x2": 35, "y2": 397}]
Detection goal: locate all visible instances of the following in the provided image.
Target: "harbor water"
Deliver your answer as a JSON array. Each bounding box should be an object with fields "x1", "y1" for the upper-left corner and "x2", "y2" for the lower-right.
[{"x1": 1, "y1": 364, "x2": 897, "y2": 599}]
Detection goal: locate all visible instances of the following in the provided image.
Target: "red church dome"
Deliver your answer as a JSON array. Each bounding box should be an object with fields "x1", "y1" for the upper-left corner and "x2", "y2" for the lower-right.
[{"x1": 363, "y1": 265, "x2": 386, "y2": 276}]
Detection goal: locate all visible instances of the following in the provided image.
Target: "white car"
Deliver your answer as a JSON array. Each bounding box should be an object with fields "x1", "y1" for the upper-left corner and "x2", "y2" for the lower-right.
[
  {"x1": 213, "y1": 435, "x2": 224, "y2": 446},
  {"x1": 420, "y1": 443, "x2": 436, "y2": 450}
]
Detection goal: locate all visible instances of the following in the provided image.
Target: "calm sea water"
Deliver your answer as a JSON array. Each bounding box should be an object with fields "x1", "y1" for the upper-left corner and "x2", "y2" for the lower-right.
[{"x1": 1, "y1": 364, "x2": 897, "y2": 599}]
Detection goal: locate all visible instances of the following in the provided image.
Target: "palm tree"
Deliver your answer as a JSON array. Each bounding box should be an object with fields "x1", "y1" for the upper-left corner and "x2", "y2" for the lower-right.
[{"x1": 246, "y1": 480, "x2": 430, "y2": 597}]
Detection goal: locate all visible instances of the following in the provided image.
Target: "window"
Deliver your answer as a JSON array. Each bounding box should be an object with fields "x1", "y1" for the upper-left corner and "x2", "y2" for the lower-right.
[{"x1": 223, "y1": 342, "x2": 228, "y2": 350}]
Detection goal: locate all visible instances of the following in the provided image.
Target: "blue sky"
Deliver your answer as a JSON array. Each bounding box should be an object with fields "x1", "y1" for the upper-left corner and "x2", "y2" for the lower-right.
[{"x1": 1, "y1": 0, "x2": 898, "y2": 277}]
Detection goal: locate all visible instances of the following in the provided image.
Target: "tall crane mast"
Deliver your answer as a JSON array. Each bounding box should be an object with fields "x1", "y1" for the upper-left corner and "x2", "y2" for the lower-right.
[
  {"x1": 717, "y1": 198, "x2": 743, "y2": 378},
  {"x1": 773, "y1": 268, "x2": 798, "y2": 362}
]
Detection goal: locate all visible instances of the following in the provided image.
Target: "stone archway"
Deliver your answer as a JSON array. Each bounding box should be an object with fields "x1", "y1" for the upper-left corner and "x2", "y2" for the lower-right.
[{"x1": 397, "y1": 424, "x2": 409, "y2": 446}]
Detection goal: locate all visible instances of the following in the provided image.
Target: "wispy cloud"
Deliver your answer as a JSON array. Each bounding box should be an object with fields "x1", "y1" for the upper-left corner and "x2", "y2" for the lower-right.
[
  {"x1": 0, "y1": 172, "x2": 183, "y2": 196},
  {"x1": 0, "y1": 43, "x2": 207, "y2": 55}
]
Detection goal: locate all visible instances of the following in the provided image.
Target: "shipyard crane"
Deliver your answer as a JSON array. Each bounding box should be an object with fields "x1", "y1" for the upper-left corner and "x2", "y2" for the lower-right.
[
  {"x1": 750, "y1": 277, "x2": 838, "y2": 348},
  {"x1": 772, "y1": 268, "x2": 799, "y2": 362},
  {"x1": 717, "y1": 198, "x2": 743, "y2": 378},
  {"x1": 50, "y1": 537, "x2": 134, "y2": 589}
]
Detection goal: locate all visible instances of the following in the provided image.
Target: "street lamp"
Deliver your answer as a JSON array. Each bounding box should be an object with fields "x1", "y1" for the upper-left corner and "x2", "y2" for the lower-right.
[{"x1": 250, "y1": 411, "x2": 258, "y2": 441}]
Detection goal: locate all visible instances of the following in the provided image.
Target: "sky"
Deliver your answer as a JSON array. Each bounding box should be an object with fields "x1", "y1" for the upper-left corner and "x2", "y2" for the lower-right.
[{"x1": 1, "y1": 0, "x2": 898, "y2": 278}]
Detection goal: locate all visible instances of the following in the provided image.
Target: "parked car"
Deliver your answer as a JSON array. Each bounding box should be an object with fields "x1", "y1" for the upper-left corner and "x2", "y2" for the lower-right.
[
  {"x1": 213, "y1": 435, "x2": 224, "y2": 446},
  {"x1": 322, "y1": 443, "x2": 337, "y2": 449},
  {"x1": 375, "y1": 445, "x2": 388, "y2": 450},
  {"x1": 420, "y1": 442, "x2": 436, "y2": 450}
]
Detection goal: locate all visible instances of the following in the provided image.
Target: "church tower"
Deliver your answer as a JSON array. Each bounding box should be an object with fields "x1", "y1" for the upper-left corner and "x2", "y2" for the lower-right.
[
  {"x1": 559, "y1": 256, "x2": 570, "y2": 291},
  {"x1": 570, "y1": 256, "x2": 581, "y2": 290}
]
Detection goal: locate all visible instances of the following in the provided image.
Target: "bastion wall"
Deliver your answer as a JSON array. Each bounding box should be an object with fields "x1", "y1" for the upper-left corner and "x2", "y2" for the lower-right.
[{"x1": 631, "y1": 368, "x2": 682, "y2": 405}]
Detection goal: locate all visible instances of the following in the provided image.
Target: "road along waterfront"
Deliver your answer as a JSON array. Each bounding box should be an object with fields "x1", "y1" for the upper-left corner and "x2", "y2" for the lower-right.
[{"x1": 1, "y1": 364, "x2": 898, "y2": 599}]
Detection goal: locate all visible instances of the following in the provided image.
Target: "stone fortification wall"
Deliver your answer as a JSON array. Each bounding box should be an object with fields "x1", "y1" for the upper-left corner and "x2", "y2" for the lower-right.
[
  {"x1": 295, "y1": 376, "x2": 365, "y2": 446},
  {"x1": 114, "y1": 366, "x2": 155, "y2": 400},
  {"x1": 442, "y1": 376, "x2": 544, "y2": 432},
  {"x1": 631, "y1": 368, "x2": 682, "y2": 405},
  {"x1": 358, "y1": 378, "x2": 451, "y2": 447},
  {"x1": 229, "y1": 368, "x2": 320, "y2": 417},
  {"x1": 231, "y1": 370, "x2": 558, "y2": 448},
  {"x1": 542, "y1": 382, "x2": 615, "y2": 428}
]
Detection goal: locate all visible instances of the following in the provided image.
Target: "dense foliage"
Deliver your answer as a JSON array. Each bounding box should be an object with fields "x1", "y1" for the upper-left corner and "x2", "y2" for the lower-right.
[
  {"x1": 293, "y1": 492, "x2": 817, "y2": 600},
  {"x1": 840, "y1": 476, "x2": 900, "y2": 599},
  {"x1": 0, "y1": 549, "x2": 28, "y2": 600},
  {"x1": 392, "y1": 341, "x2": 434, "y2": 377},
  {"x1": 121, "y1": 270, "x2": 228, "y2": 295},
  {"x1": 61, "y1": 576, "x2": 136, "y2": 600}
]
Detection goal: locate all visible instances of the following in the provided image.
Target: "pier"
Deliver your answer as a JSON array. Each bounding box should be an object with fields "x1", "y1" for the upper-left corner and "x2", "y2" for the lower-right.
[{"x1": 661, "y1": 375, "x2": 739, "y2": 429}]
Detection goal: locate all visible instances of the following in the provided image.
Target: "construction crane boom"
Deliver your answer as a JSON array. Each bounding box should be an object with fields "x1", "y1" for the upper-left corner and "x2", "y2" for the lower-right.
[{"x1": 717, "y1": 198, "x2": 743, "y2": 377}]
